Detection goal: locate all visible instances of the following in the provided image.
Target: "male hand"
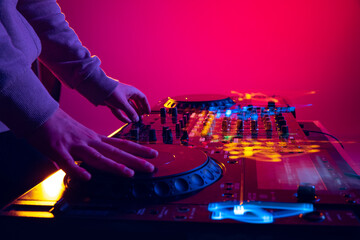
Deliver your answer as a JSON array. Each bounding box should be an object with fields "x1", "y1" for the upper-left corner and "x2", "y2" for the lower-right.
[
  {"x1": 105, "y1": 83, "x2": 151, "y2": 123},
  {"x1": 28, "y1": 108, "x2": 158, "y2": 181}
]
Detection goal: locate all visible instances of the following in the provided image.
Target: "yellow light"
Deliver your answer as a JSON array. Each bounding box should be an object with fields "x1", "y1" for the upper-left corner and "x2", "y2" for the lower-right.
[
  {"x1": 308, "y1": 149, "x2": 321, "y2": 153},
  {"x1": 224, "y1": 142, "x2": 237, "y2": 148},
  {"x1": 229, "y1": 155, "x2": 241, "y2": 159},
  {"x1": 245, "y1": 93, "x2": 252, "y2": 100},
  {"x1": 230, "y1": 151, "x2": 241, "y2": 155},
  {"x1": 41, "y1": 170, "x2": 66, "y2": 199}
]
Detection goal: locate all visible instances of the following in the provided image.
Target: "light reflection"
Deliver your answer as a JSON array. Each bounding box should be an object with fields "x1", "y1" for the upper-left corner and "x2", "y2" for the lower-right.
[
  {"x1": 222, "y1": 141, "x2": 321, "y2": 162},
  {"x1": 41, "y1": 170, "x2": 66, "y2": 199}
]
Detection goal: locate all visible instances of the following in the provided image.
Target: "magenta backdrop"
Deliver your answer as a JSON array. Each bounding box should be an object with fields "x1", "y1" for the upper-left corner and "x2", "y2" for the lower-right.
[{"x1": 57, "y1": 0, "x2": 360, "y2": 144}]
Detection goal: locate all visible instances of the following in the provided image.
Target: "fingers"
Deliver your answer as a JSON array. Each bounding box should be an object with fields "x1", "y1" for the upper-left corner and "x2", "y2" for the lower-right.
[
  {"x1": 132, "y1": 91, "x2": 151, "y2": 114},
  {"x1": 105, "y1": 84, "x2": 151, "y2": 122},
  {"x1": 102, "y1": 137, "x2": 158, "y2": 158},
  {"x1": 55, "y1": 148, "x2": 91, "y2": 181},
  {"x1": 118, "y1": 100, "x2": 139, "y2": 122},
  {"x1": 72, "y1": 145, "x2": 135, "y2": 177},
  {"x1": 89, "y1": 140, "x2": 155, "y2": 173},
  {"x1": 110, "y1": 107, "x2": 132, "y2": 123}
]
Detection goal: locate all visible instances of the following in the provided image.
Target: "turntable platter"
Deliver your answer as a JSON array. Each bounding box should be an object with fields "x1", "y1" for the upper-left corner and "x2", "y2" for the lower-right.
[{"x1": 145, "y1": 144, "x2": 208, "y2": 178}]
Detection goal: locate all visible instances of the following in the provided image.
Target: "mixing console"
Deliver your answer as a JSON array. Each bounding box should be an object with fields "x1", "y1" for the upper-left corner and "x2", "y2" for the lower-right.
[{"x1": 1, "y1": 93, "x2": 359, "y2": 239}]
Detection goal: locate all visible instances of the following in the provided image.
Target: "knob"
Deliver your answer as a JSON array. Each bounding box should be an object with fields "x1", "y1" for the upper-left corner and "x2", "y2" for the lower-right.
[
  {"x1": 162, "y1": 126, "x2": 169, "y2": 136},
  {"x1": 251, "y1": 120, "x2": 258, "y2": 132},
  {"x1": 222, "y1": 117, "x2": 230, "y2": 132},
  {"x1": 149, "y1": 129, "x2": 157, "y2": 142},
  {"x1": 165, "y1": 129, "x2": 173, "y2": 144},
  {"x1": 171, "y1": 107, "x2": 178, "y2": 117},
  {"x1": 281, "y1": 125, "x2": 289, "y2": 134},
  {"x1": 183, "y1": 115, "x2": 187, "y2": 126},
  {"x1": 237, "y1": 120, "x2": 243, "y2": 131},
  {"x1": 130, "y1": 129, "x2": 139, "y2": 141},
  {"x1": 265, "y1": 121, "x2": 272, "y2": 131},
  {"x1": 175, "y1": 123, "x2": 181, "y2": 136},
  {"x1": 276, "y1": 116, "x2": 285, "y2": 122},
  {"x1": 160, "y1": 107, "x2": 167, "y2": 118},
  {"x1": 297, "y1": 183, "x2": 317, "y2": 202},
  {"x1": 268, "y1": 101, "x2": 275, "y2": 109},
  {"x1": 179, "y1": 119, "x2": 184, "y2": 129},
  {"x1": 181, "y1": 130, "x2": 189, "y2": 141},
  {"x1": 277, "y1": 120, "x2": 286, "y2": 128},
  {"x1": 300, "y1": 211, "x2": 325, "y2": 222}
]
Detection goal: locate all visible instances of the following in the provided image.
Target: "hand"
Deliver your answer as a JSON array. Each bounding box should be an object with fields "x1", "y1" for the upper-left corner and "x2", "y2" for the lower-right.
[
  {"x1": 28, "y1": 108, "x2": 158, "y2": 181},
  {"x1": 105, "y1": 83, "x2": 151, "y2": 123}
]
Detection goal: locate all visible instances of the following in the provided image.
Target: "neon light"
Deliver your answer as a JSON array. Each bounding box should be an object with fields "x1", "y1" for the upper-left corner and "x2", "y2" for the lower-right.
[
  {"x1": 208, "y1": 201, "x2": 313, "y2": 224},
  {"x1": 225, "y1": 109, "x2": 232, "y2": 117}
]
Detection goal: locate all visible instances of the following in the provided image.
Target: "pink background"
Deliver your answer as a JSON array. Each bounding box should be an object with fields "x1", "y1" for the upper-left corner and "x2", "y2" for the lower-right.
[{"x1": 57, "y1": 0, "x2": 360, "y2": 157}]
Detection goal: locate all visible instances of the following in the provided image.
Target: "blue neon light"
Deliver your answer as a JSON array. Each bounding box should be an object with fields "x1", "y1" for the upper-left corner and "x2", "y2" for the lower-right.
[
  {"x1": 225, "y1": 110, "x2": 232, "y2": 117},
  {"x1": 208, "y1": 201, "x2": 313, "y2": 224}
]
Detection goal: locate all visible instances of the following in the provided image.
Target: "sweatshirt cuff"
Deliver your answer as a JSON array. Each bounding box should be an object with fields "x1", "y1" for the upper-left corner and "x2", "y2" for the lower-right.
[
  {"x1": 75, "y1": 67, "x2": 119, "y2": 106},
  {"x1": 0, "y1": 68, "x2": 59, "y2": 137}
]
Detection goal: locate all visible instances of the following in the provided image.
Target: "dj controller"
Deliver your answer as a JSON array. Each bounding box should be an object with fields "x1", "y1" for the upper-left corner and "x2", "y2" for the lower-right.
[{"x1": 1, "y1": 93, "x2": 359, "y2": 239}]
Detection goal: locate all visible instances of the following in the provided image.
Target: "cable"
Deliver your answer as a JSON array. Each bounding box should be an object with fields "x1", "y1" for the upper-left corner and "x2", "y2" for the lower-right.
[{"x1": 303, "y1": 130, "x2": 344, "y2": 149}]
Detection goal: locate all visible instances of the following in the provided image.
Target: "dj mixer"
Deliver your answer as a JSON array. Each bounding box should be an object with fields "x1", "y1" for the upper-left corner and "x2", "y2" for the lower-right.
[{"x1": 1, "y1": 93, "x2": 359, "y2": 239}]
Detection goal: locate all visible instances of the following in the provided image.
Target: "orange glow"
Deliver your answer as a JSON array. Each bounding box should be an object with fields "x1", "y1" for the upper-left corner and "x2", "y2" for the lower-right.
[{"x1": 41, "y1": 170, "x2": 66, "y2": 199}]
